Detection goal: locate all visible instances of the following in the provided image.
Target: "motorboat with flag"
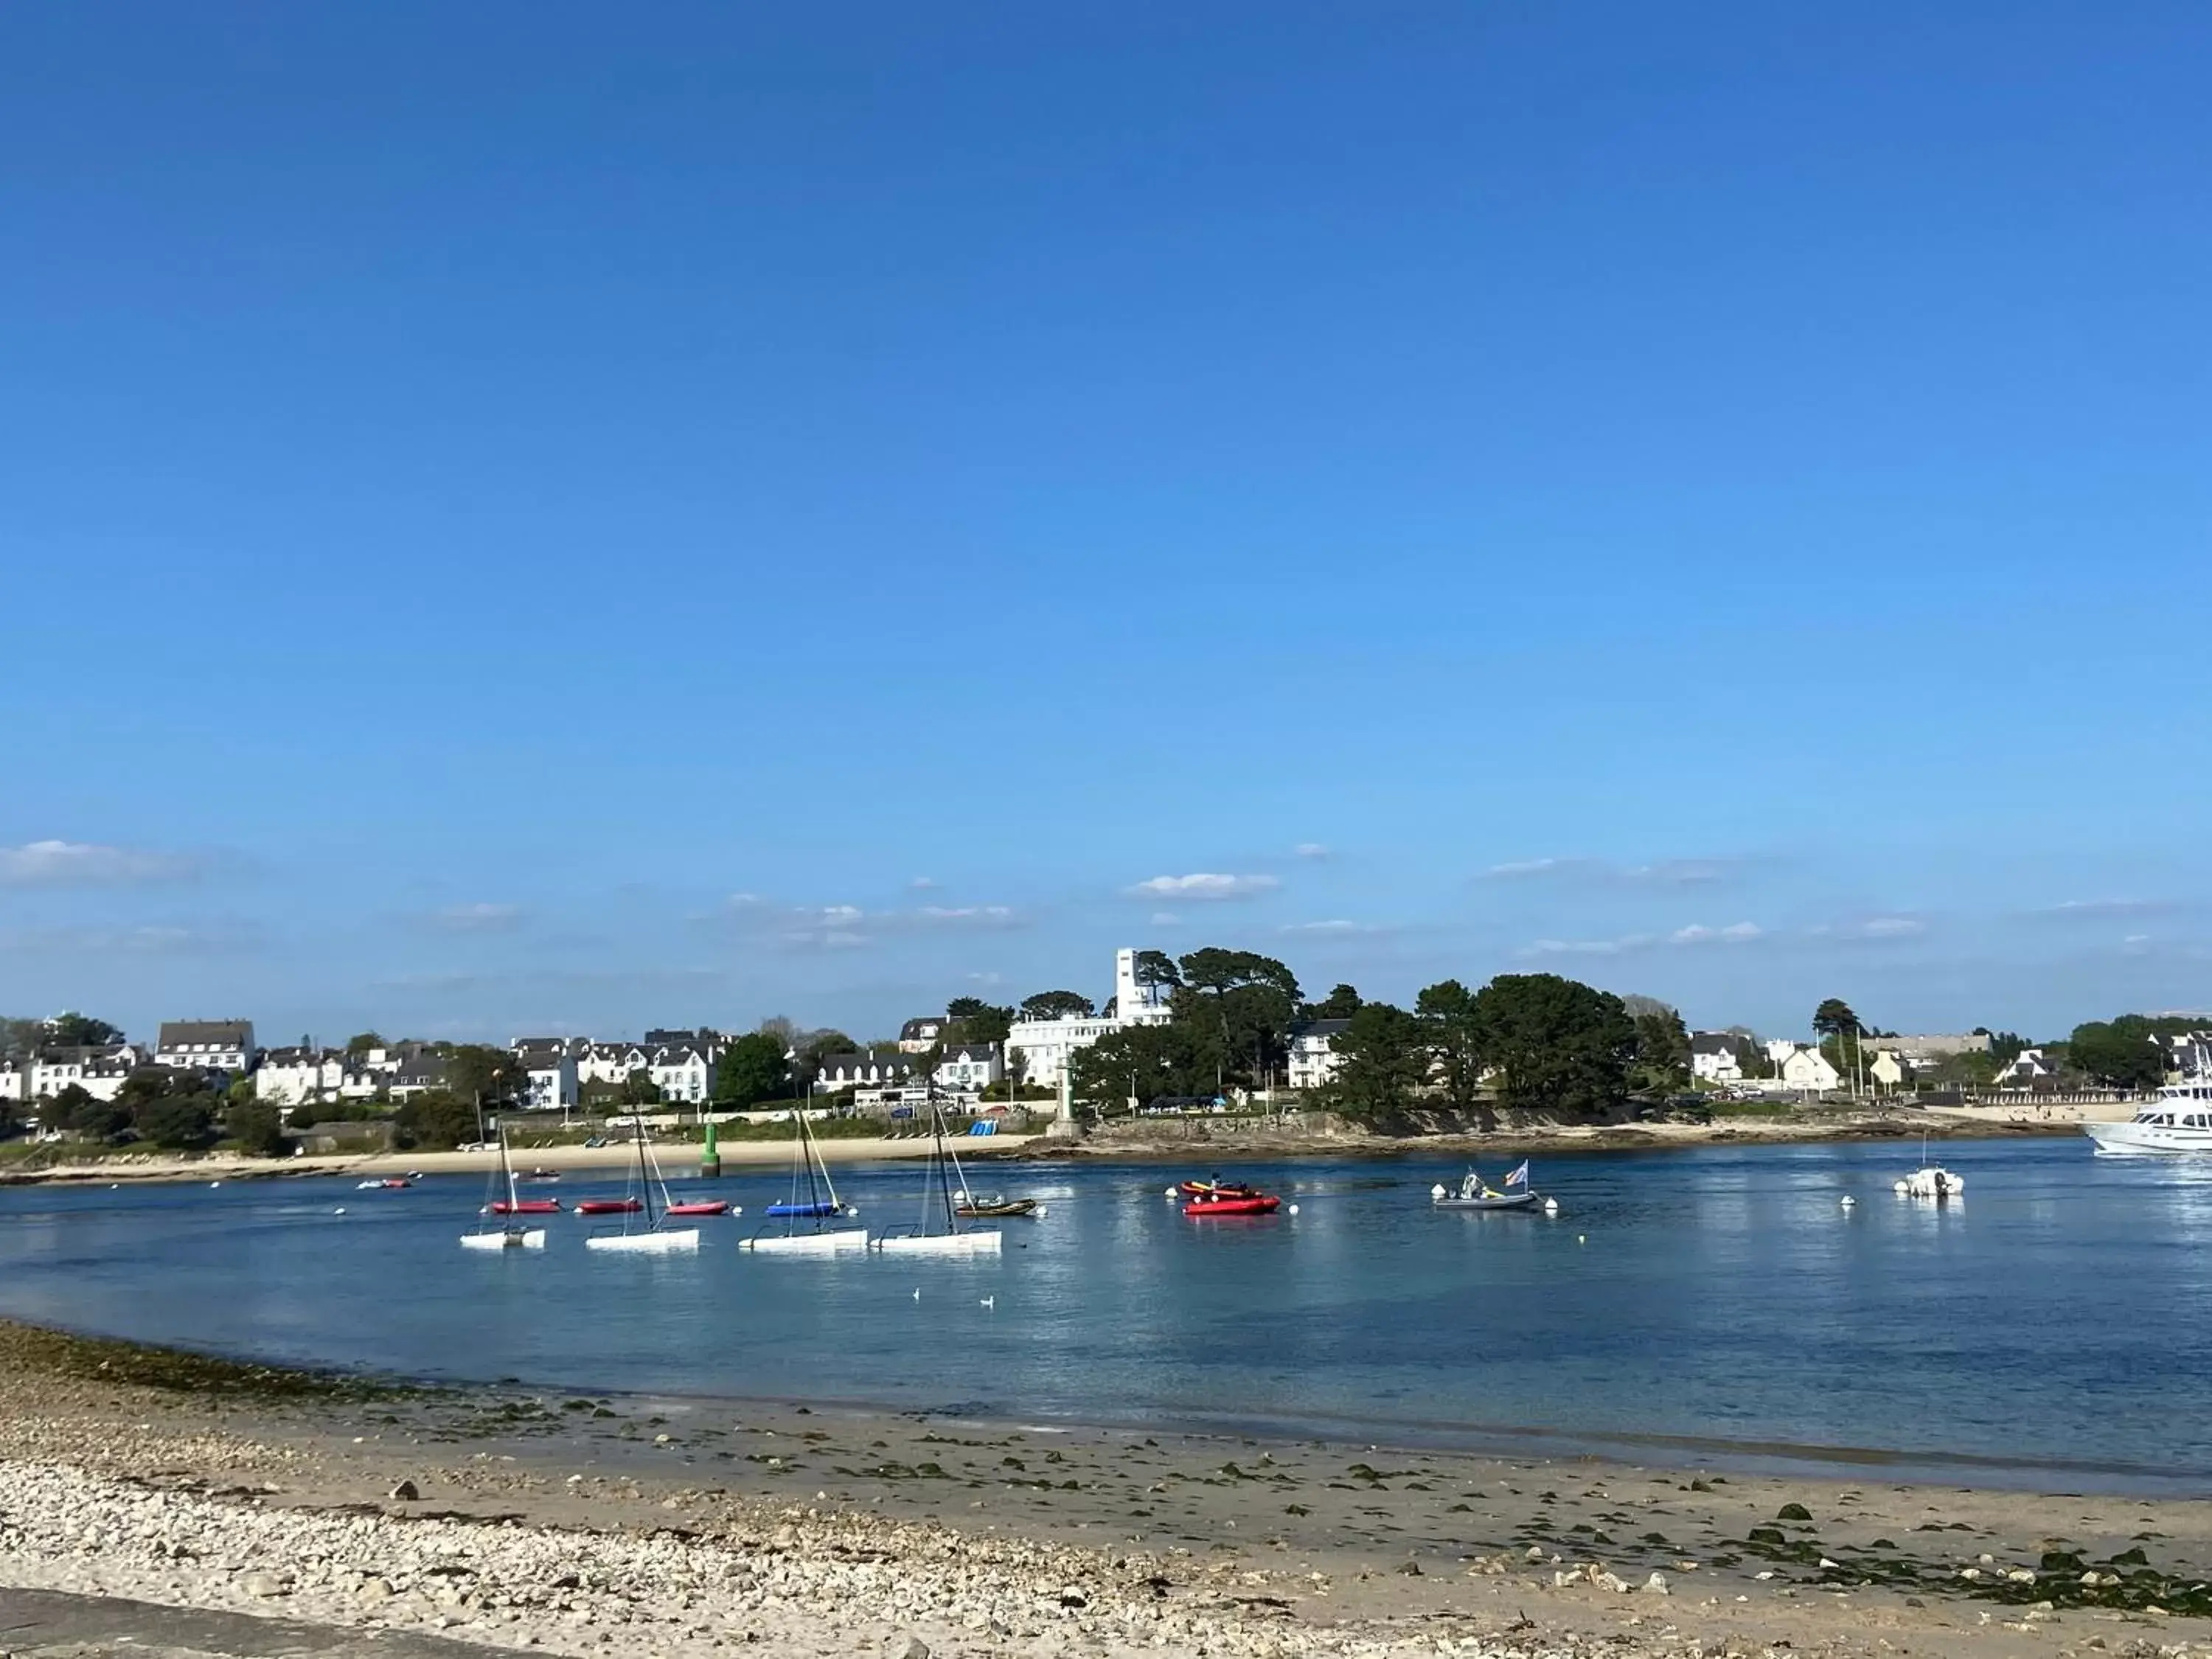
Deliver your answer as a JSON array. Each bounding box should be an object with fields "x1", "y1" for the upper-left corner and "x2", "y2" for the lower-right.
[
  {"x1": 461, "y1": 1128, "x2": 547, "y2": 1251},
  {"x1": 743, "y1": 1102, "x2": 866, "y2": 1254},
  {"x1": 871, "y1": 1101, "x2": 1002, "y2": 1256},
  {"x1": 582, "y1": 1121, "x2": 699, "y2": 1254},
  {"x1": 1431, "y1": 1161, "x2": 1546, "y2": 1211}
]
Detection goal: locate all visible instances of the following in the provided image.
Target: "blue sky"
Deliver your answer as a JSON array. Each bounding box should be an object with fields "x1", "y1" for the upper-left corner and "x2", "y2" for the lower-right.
[{"x1": 4, "y1": 2, "x2": 2209, "y2": 1045}]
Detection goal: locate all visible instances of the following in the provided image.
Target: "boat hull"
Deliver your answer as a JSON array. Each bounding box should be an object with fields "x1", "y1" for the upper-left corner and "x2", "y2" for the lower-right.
[
  {"x1": 664, "y1": 1200, "x2": 731, "y2": 1217},
  {"x1": 460, "y1": 1228, "x2": 546, "y2": 1251},
  {"x1": 765, "y1": 1200, "x2": 847, "y2": 1219},
  {"x1": 485, "y1": 1200, "x2": 561, "y2": 1215},
  {"x1": 584, "y1": 1229, "x2": 700, "y2": 1253},
  {"x1": 2084, "y1": 1120, "x2": 2212, "y2": 1156},
  {"x1": 742, "y1": 1228, "x2": 870, "y2": 1254},
  {"x1": 576, "y1": 1199, "x2": 643, "y2": 1215},
  {"x1": 872, "y1": 1230, "x2": 1003, "y2": 1256},
  {"x1": 956, "y1": 1199, "x2": 1039, "y2": 1218},
  {"x1": 1434, "y1": 1192, "x2": 1540, "y2": 1211},
  {"x1": 1183, "y1": 1195, "x2": 1281, "y2": 1217}
]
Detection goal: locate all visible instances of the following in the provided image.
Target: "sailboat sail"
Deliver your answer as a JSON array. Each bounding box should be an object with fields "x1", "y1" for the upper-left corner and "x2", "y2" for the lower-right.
[
  {"x1": 461, "y1": 1127, "x2": 546, "y2": 1251},
  {"x1": 585, "y1": 1119, "x2": 700, "y2": 1254},
  {"x1": 745, "y1": 1103, "x2": 867, "y2": 1253},
  {"x1": 872, "y1": 1099, "x2": 1003, "y2": 1256}
]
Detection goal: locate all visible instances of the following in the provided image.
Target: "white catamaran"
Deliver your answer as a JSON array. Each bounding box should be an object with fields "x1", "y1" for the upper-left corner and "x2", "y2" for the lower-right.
[
  {"x1": 460, "y1": 1127, "x2": 547, "y2": 1251},
  {"x1": 870, "y1": 1100, "x2": 1003, "y2": 1257},
  {"x1": 583, "y1": 1119, "x2": 700, "y2": 1254},
  {"x1": 741, "y1": 1101, "x2": 868, "y2": 1255}
]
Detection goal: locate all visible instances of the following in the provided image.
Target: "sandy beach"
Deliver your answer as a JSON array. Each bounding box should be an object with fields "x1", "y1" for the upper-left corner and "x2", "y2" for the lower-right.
[
  {"x1": 0, "y1": 1318, "x2": 2205, "y2": 1659},
  {"x1": 0, "y1": 1104, "x2": 2103, "y2": 1189}
]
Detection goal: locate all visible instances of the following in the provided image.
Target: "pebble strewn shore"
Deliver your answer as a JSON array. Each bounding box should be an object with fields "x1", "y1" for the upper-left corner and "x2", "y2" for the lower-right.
[{"x1": 0, "y1": 1454, "x2": 1596, "y2": 1659}]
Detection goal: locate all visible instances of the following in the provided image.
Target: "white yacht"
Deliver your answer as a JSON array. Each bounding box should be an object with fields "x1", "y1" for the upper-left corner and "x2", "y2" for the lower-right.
[{"x1": 2082, "y1": 1082, "x2": 2212, "y2": 1155}]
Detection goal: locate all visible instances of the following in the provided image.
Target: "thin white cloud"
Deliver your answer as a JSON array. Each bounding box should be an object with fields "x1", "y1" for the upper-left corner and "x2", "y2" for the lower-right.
[
  {"x1": 1293, "y1": 843, "x2": 1331, "y2": 860},
  {"x1": 1807, "y1": 915, "x2": 1928, "y2": 941},
  {"x1": 0, "y1": 921, "x2": 255, "y2": 955},
  {"x1": 1150, "y1": 911, "x2": 1181, "y2": 927},
  {"x1": 1669, "y1": 921, "x2": 1764, "y2": 945},
  {"x1": 2037, "y1": 898, "x2": 2179, "y2": 919},
  {"x1": 908, "y1": 876, "x2": 939, "y2": 890},
  {"x1": 1126, "y1": 873, "x2": 1280, "y2": 902},
  {"x1": 0, "y1": 839, "x2": 200, "y2": 887},
  {"x1": 1280, "y1": 919, "x2": 1389, "y2": 936},
  {"x1": 1485, "y1": 858, "x2": 1578, "y2": 879},
  {"x1": 721, "y1": 896, "x2": 1025, "y2": 951},
  {"x1": 1854, "y1": 916, "x2": 1925, "y2": 939},
  {"x1": 427, "y1": 902, "x2": 524, "y2": 933},
  {"x1": 1519, "y1": 933, "x2": 1658, "y2": 958},
  {"x1": 1484, "y1": 855, "x2": 1737, "y2": 886}
]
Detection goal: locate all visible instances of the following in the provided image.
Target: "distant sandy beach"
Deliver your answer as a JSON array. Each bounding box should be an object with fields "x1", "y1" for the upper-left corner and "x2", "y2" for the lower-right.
[{"x1": 0, "y1": 1102, "x2": 2110, "y2": 1187}]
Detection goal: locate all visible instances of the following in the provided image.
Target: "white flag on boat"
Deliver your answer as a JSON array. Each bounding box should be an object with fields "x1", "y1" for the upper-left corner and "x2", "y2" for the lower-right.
[{"x1": 1504, "y1": 1161, "x2": 1529, "y2": 1188}]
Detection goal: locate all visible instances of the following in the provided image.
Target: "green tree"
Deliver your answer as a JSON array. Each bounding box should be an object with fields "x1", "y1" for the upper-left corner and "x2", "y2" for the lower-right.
[
  {"x1": 1471, "y1": 973, "x2": 1638, "y2": 1120},
  {"x1": 1131, "y1": 950, "x2": 1182, "y2": 993},
  {"x1": 1413, "y1": 978, "x2": 1489, "y2": 1127},
  {"x1": 138, "y1": 1093, "x2": 215, "y2": 1150},
  {"x1": 1326, "y1": 1002, "x2": 1427, "y2": 1124},
  {"x1": 0, "y1": 1017, "x2": 44, "y2": 1058},
  {"x1": 1065, "y1": 1021, "x2": 1215, "y2": 1112},
  {"x1": 394, "y1": 1089, "x2": 479, "y2": 1150},
  {"x1": 1020, "y1": 990, "x2": 1095, "y2": 1020},
  {"x1": 2067, "y1": 1018, "x2": 2165, "y2": 1090},
  {"x1": 1171, "y1": 948, "x2": 1303, "y2": 1088},
  {"x1": 1307, "y1": 984, "x2": 1363, "y2": 1020},
  {"x1": 942, "y1": 1000, "x2": 1013, "y2": 1044},
  {"x1": 225, "y1": 1099, "x2": 288, "y2": 1157},
  {"x1": 344, "y1": 1031, "x2": 386, "y2": 1056},
  {"x1": 50, "y1": 1081, "x2": 128, "y2": 1139},
  {"x1": 620, "y1": 1069, "x2": 664, "y2": 1106},
  {"x1": 45, "y1": 1012, "x2": 124, "y2": 1048},
  {"x1": 1630, "y1": 1005, "x2": 1692, "y2": 1095},
  {"x1": 714, "y1": 1032, "x2": 791, "y2": 1107},
  {"x1": 1812, "y1": 999, "x2": 1860, "y2": 1038},
  {"x1": 445, "y1": 1045, "x2": 526, "y2": 1108}
]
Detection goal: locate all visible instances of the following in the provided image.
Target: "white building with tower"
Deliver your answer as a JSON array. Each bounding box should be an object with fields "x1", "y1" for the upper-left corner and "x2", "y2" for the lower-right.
[{"x1": 1004, "y1": 947, "x2": 1172, "y2": 1089}]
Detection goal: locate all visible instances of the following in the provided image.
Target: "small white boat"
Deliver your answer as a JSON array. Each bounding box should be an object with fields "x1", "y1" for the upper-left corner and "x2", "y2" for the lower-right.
[
  {"x1": 866, "y1": 1099, "x2": 1002, "y2": 1257},
  {"x1": 585, "y1": 1228, "x2": 699, "y2": 1254},
  {"x1": 582, "y1": 1119, "x2": 700, "y2": 1255},
  {"x1": 741, "y1": 1228, "x2": 869, "y2": 1255},
  {"x1": 2083, "y1": 1083, "x2": 2212, "y2": 1155},
  {"x1": 874, "y1": 1230, "x2": 1003, "y2": 1256},
  {"x1": 462, "y1": 1227, "x2": 546, "y2": 1251},
  {"x1": 461, "y1": 1129, "x2": 548, "y2": 1251},
  {"x1": 1431, "y1": 1163, "x2": 1544, "y2": 1211},
  {"x1": 1893, "y1": 1166, "x2": 1964, "y2": 1199}
]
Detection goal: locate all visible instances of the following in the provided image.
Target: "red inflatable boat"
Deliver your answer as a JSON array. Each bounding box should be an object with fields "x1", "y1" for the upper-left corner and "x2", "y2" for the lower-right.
[
  {"x1": 1182, "y1": 1192, "x2": 1281, "y2": 1217},
  {"x1": 484, "y1": 1198, "x2": 562, "y2": 1215},
  {"x1": 574, "y1": 1197, "x2": 643, "y2": 1216},
  {"x1": 664, "y1": 1200, "x2": 730, "y2": 1217}
]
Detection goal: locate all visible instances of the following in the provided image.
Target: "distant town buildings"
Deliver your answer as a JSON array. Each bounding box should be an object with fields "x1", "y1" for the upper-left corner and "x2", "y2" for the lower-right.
[
  {"x1": 1004, "y1": 948, "x2": 1172, "y2": 1088},
  {"x1": 156, "y1": 1020, "x2": 256, "y2": 1074}
]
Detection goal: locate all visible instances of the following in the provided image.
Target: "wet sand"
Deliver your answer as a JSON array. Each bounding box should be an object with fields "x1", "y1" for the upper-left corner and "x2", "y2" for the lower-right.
[{"x1": 1, "y1": 1319, "x2": 2205, "y2": 1659}]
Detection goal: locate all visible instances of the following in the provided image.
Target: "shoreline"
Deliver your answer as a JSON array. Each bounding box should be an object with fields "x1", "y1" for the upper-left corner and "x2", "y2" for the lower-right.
[
  {"x1": 0, "y1": 1108, "x2": 2091, "y2": 1188},
  {"x1": 2, "y1": 1318, "x2": 2208, "y2": 1659}
]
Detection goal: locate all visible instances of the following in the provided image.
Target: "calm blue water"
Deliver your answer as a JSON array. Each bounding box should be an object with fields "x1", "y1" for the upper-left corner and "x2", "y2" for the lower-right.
[{"x1": 3, "y1": 1138, "x2": 2208, "y2": 1492}]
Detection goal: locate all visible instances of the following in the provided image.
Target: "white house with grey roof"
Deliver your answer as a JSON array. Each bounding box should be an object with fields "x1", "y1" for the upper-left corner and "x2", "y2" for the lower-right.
[
  {"x1": 1287, "y1": 1019, "x2": 1352, "y2": 1091},
  {"x1": 156, "y1": 1020, "x2": 256, "y2": 1074},
  {"x1": 932, "y1": 1042, "x2": 1003, "y2": 1096}
]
